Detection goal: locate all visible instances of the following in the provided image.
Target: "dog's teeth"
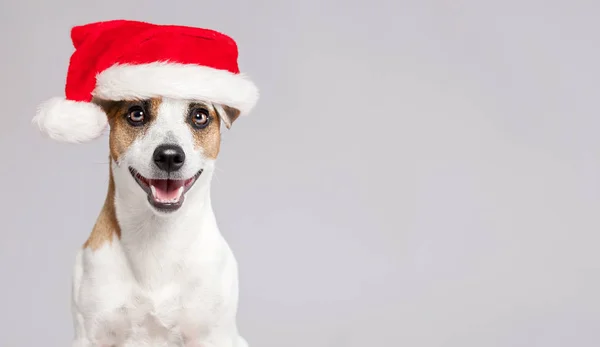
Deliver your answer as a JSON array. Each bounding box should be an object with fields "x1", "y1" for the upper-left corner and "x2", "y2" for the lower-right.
[
  {"x1": 176, "y1": 186, "x2": 184, "y2": 200},
  {"x1": 150, "y1": 185, "x2": 157, "y2": 197}
]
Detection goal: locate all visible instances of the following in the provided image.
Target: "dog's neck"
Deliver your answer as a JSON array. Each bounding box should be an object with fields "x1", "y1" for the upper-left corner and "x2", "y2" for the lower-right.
[{"x1": 91, "y1": 162, "x2": 220, "y2": 288}]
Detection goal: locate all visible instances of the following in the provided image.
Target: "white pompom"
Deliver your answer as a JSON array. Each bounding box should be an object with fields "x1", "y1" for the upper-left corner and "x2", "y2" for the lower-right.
[{"x1": 33, "y1": 97, "x2": 108, "y2": 143}]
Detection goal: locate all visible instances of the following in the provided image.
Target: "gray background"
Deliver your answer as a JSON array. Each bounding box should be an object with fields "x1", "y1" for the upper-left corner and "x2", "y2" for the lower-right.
[{"x1": 1, "y1": 0, "x2": 599, "y2": 346}]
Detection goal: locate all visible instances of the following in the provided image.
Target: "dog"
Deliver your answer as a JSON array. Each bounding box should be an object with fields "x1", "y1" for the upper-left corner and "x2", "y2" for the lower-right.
[
  {"x1": 32, "y1": 20, "x2": 259, "y2": 347},
  {"x1": 70, "y1": 98, "x2": 248, "y2": 347}
]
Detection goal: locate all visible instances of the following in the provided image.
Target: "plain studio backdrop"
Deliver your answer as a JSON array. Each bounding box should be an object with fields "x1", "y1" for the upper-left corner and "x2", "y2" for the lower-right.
[{"x1": 1, "y1": 0, "x2": 599, "y2": 346}]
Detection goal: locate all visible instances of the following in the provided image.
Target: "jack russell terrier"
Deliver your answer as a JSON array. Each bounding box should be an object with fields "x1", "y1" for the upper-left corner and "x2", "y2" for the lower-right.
[{"x1": 33, "y1": 20, "x2": 259, "y2": 347}]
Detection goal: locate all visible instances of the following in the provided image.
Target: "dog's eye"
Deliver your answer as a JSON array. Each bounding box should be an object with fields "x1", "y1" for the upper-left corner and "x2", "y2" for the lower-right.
[
  {"x1": 190, "y1": 108, "x2": 210, "y2": 129},
  {"x1": 126, "y1": 106, "x2": 146, "y2": 126}
]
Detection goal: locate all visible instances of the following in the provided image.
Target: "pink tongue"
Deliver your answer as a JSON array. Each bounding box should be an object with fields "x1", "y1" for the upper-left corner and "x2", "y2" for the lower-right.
[{"x1": 150, "y1": 179, "x2": 185, "y2": 201}]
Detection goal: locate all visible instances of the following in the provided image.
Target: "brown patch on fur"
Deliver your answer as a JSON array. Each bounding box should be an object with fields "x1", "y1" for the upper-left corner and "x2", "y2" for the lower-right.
[
  {"x1": 83, "y1": 168, "x2": 120, "y2": 250},
  {"x1": 99, "y1": 98, "x2": 162, "y2": 161},
  {"x1": 187, "y1": 102, "x2": 222, "y2": 159}
]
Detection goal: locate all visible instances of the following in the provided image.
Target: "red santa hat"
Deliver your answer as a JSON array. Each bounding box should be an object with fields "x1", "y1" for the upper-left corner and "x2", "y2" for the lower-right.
[{"x1": 33, "y1": 20, "x2": 259, "y2": 143}]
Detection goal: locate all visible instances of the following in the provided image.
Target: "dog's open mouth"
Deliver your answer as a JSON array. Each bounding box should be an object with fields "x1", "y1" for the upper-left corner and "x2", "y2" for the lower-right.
[{"x1": 129, "y1": 167, "x2": 203, "y2": 211}]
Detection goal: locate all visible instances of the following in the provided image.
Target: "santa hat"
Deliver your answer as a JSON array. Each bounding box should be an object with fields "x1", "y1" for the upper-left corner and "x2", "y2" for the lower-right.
[{"x1": 33, "y1": 20, "x2": 259, "y2": 143}]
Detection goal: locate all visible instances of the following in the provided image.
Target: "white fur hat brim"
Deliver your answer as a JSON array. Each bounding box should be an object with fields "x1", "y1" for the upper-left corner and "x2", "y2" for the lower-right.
[{"x1": 94, "y1": 62, "x2": 259, "y2": 115}]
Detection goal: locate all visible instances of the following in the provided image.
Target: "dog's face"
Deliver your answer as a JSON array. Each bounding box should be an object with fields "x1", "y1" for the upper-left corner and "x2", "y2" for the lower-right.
[{"x1": 99, "y1": 97, "x2": 240, "y2": 214}]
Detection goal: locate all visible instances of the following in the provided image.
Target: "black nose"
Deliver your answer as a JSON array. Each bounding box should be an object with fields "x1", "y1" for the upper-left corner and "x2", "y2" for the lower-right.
[{"x1": 153, "y1": 144, "x2": 185, "y2": 172}]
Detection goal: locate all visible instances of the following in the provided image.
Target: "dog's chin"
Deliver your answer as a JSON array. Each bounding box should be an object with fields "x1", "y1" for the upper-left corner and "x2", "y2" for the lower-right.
[{"x1": 128, "y1": 167, "x2": 203, "y2": 214}]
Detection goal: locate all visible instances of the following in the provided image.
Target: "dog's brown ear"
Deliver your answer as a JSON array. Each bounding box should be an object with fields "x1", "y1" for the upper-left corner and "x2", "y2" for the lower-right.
[
  {"x1": 92, "y1": 98, "x2": 120, "y2": 117},
  {"x1": 214, "y1": 104, "x2": 241, "y2": 129}
]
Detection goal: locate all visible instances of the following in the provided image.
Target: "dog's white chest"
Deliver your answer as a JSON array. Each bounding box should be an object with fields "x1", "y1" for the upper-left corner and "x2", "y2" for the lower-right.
[
  {"x1": 72, "y1": 236, "x2": 241, "y2": 347},
  {"x1": 116, "y1": 283, "x2": 219, "y2": 345}
]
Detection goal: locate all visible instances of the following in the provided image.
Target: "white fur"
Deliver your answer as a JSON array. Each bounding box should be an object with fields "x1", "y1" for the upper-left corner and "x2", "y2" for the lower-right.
[
  {"x1": 94, "y1": 62, "x2": 259, "y2": 116},
  {"x1": 33, "y1": 97, "x2": 108, "y2": 143},
  {"x1": 71, "y1": 99, "x2": 248, "y2": 347}
]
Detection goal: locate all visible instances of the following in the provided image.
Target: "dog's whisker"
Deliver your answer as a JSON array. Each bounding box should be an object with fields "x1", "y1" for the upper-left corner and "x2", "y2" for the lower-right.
[{"x1": 212, "y1": 171, "x2": 221, "y2": 184}]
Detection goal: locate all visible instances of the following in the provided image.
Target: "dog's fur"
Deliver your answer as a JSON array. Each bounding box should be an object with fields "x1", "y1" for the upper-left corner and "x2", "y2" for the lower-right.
[{"x1": 72, "y1": 97, "x2": 247, "y2": 347}]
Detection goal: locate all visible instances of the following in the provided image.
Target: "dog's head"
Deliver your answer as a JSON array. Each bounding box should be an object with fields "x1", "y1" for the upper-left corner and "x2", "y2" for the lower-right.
[
  {"x1": 98, "y1": 97, "x2": 240, "y2": 214},
  {"x1": 33, "y1": 22, "x2": 259, "y2": 216}
]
